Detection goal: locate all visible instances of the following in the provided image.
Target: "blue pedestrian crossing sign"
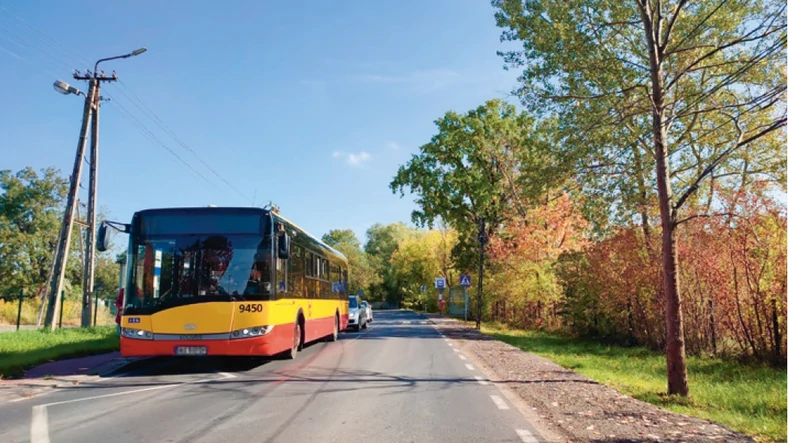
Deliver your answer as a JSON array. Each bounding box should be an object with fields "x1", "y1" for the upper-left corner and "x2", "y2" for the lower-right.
[{"x1": 459, "y1": 274, "x2": 472, "y2": 287}]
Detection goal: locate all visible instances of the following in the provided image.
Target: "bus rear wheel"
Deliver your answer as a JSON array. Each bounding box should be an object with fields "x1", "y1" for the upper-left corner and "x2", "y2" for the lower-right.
[
  {"x1": 287, "y1": 322, "x2": 301, "y2": 360},
  {"x1": 327, "y1": 315, "x2": 338, "y2": 342}
]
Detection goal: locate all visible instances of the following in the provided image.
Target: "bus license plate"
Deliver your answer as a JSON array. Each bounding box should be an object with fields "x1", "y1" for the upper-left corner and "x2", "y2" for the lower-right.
[{"x1": 175, "y1": 346, "x2": 207, "y2": 356}]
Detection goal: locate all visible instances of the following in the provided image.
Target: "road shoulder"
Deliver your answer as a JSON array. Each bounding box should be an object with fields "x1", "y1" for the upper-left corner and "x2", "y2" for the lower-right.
[
  {"x1": 424, "y1": 315, "x2": 753, "y2": 443},
  {"x1": 0, "y1": 352, "x2": 140, "y2": 403}
]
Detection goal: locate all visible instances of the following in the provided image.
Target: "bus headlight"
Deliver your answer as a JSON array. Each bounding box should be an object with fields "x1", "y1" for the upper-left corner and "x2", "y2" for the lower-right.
[
  {"x1": 121, "y1": 327, "x2": 153, "y2": 340},
  {"x1": 230, "y1": 325, "x2": 274, "y2": 339}
]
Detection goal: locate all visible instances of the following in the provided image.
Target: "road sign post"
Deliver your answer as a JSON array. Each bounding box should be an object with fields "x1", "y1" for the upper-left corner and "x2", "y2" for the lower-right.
[{"x1": 459, "y1": 274, "x2": 471, "y2": 322}]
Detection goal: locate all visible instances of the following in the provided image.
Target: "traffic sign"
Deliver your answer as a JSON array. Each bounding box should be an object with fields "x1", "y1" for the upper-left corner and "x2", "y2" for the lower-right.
[
  {"x1": 459, "y1": 274, "x2": 471, "y2": 287},
  {"x1": 434, "y1": 277, "x2": 446, "y2": 289},
  {"x1": 420, "y1": 285, "x2": 426, "y2": 293}
]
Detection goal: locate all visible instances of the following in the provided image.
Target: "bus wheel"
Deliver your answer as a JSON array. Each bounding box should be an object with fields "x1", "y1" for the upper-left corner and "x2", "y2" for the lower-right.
[
  {"x1": 327, "y1": 315, "x2": 338, "y2": 342},
  {"x1": 288, "y1": 322, "x2": 301, "y2": 360}
]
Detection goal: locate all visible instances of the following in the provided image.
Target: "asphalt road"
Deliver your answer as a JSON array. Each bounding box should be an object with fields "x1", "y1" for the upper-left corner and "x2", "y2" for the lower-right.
[{"x1": 0, "y1": 310, "x2": 547, "y2": 443}]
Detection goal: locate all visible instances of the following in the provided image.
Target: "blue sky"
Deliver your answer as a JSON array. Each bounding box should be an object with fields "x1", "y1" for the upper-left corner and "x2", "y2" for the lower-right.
[{"x1": 0, "y1": 0, "x2": 520, "y2": 244}]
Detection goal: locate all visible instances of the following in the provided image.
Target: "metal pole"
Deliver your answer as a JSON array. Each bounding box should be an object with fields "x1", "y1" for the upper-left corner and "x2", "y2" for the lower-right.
[
  {"x1": 16, "y1": 290, "x2": 24, "y2": 331},
  {"x1": 464, "y1": 287, "x2": 468, "y2": 322},
  {"x1": 93, "y1": 290, "x2": 99, "y2": 326},
  {"x1": 83, "y1": 78, "x2": 100, "y2": 327},
  {"x1": 476, "y1": 218, "x2": 485, "y2": 330},
  {"x1": 58, "y1": 290, "x2": 65, "y2": 329},
  {"x1": 44, "y1": 81, "x2": 96, "y2": 330}
]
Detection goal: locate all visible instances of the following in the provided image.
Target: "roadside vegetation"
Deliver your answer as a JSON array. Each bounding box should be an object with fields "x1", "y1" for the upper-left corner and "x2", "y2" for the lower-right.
[
  {"x1": 0, "y1": 326, "x2": 119, "y2": 379},
  {"x1": 483, "y1": 323, "x2": 787, "y2": 443},
  {"x1": 0, "y1": 298, "x2": 115, "y2": 327}
]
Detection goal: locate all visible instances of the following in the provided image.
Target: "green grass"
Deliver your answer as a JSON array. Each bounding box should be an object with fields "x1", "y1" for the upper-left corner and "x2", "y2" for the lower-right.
[
  {"x1": 482, "y1": 324, "x2": 787, "y2": 443},
  {"x1": 0, "y1": 326, "x2": 119, "y2": 379}
]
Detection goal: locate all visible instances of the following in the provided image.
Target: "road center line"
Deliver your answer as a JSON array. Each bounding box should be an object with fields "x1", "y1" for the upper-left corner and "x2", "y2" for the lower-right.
[
  {"x1": 30, "y1": 406, "x2": 49, "y2": 443},
  {"x1": 465, "y1": 364, "x2": 475, "y2": 371},
  {"x1": 474, "y1": 376, "x2": 489, "y2": 385},
  {"x1": 516, "y1": 429, "x2": 539, "y2": 443},
  {"x1": 490, "y1": 395, "x2": 510, "y2": 410}
]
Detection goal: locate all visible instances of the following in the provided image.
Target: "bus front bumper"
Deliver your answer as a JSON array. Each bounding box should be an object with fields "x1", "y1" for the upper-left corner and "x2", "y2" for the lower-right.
[{"x1": 120, "y1": 324, "x2": 293, "y2": 357}]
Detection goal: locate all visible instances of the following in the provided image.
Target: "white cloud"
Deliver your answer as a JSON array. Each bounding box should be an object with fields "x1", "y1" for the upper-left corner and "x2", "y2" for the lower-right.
[
  {"x1": 353, "y1": 69, "x2": 461, "y2": 93},
  {"x1": 332, "y1": 151, "x2": 372, "y2": 167},
  {"x1": 386, "y1": 141, "x2": 400, "y2": 150}
]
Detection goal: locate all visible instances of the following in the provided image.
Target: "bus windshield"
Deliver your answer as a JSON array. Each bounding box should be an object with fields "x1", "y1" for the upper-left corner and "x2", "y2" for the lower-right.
[{"x1": 124, "y1": 233, "x2": 273, "y2": 315}]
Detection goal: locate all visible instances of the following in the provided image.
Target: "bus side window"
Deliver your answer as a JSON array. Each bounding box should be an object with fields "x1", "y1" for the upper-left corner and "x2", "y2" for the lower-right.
[
  {"x1": 289, "y1": 244, "x2": 303, "y2": 298},
  {"x1": 275, "y1": 235, "x2": 287, "y2": 297}
]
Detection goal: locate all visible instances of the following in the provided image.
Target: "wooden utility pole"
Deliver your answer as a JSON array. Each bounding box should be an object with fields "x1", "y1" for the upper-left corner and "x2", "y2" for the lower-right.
[
  {"x1": 44, "y1": 80, "x2": 95, "y2": 330},
  {"x1": 46, "y1": 47, "x2": 146, "y2": 329}
]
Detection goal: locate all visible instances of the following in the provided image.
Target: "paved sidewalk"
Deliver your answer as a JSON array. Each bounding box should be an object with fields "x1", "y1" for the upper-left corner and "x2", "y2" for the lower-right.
[{"x1": 0, "y1": 352, "x2": 140, "y2": 403}]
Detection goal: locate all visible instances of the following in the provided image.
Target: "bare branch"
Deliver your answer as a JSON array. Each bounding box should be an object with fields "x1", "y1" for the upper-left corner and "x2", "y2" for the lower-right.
[
  {"x1": 660, "y1": 0, "x2": 689, "y2": 53},
  {"x1": 676, "y1": 211, "x2": 742, "y2": 226},
  {"x1": 666, "y1": 0, "x2": 730, "y2": 57},
  {"x1": 672, "y1": 116, "x2": 787, "y2": 214},
  {"x1": 665, "y1": 22, "x2": 784, "y2": 92}
]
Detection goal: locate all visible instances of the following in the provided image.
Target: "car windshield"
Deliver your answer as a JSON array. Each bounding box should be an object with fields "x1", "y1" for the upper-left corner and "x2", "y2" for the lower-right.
[
  {"x1": 124, "y1": 234, "x2": 272, "y2": 315},
  {"x1": 349, "y1": 297, "x2": 358, "y2": 308}
]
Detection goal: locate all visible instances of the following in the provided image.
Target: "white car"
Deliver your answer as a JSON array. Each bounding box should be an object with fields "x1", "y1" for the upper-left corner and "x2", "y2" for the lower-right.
[
  {"x1": 347, "y1": 295, "x2": 367, "y2": 331},
  {"x1": 361, "y1": 300, "x2": 373, "y2": 323}
]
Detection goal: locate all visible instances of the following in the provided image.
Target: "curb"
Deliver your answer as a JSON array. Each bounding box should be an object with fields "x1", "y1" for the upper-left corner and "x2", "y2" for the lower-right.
[{"x1": 0, "y1": 354, "x2": 151, "y2": 403}]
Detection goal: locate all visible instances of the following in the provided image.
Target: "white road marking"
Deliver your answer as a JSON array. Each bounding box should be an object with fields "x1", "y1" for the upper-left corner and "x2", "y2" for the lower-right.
[
  {"x1": 29, "y1": 372, "x2": 235, "y2": 443},
  {"x1": 30, "y1": 406, "x2": 49, "y2": 443},
  {"x1": 458, "y1": 355, "x2": 467, "y2": 360},
  {"x1": 465, "y1": 364, "x2": 475, "y2": 371},
  {"x1": 474, "y1": 376, "x2": 489, "y2": 385},
  {"x1": 516, "y1": 429, "x2": 539, "y2": 443},
  {"x1": 452, "y1": 348, "x2": 460, "y2": 353},
  {"x1": 490, "y1": 395, "x2": 510, "y2": 410},
  {"x1": 448, "y1": 343, "x2": 454, "y2": 347},
  {"x1": 402, "y1": 321, "x2": 410, "y2": 324}
]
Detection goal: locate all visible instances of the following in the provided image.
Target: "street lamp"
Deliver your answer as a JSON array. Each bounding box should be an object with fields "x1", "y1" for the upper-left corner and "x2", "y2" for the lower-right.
[
  {"x1": 44, "y1": 46, "x2": 147, "y2": 330},
  {"x1": 53, "y1": 80, "x2": 83, "y2": 96},
  {"x1": 94, "y1": 46, "x2": 147, "y2": 74}
]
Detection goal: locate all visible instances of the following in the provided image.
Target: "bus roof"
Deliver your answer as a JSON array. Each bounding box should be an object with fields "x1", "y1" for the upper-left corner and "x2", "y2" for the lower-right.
[{"x1": 132, "y1": 206, "x2": 347, "y2": 262}]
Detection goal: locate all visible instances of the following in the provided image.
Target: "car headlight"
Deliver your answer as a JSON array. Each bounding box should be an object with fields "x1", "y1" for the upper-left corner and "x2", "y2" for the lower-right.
[
  {"x1": 121, "y1": 327, "x2": 153, "y2": 340},
  {"x1": 349, "y1": 312, "x2": 356, "y2": 318},
  {"x1": 230, "y1": 325, "x2": 274, "y2": 339}
]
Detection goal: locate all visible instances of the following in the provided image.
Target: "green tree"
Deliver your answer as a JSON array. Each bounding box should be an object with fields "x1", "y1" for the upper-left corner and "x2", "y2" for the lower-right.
[
  {"x1": 0, "y1": 167, "x2": 67, "y2": 299},
  {"x1": 390, "y1": 228, "x2": 459, "y2": 311},
  {"x1": 364, "y1": 222, "x2": 419, "y2": 305},
  {"x1": 390, "y1": 99, "x2": 559, "y2": 270},
  {"x1": 321, "y1": 229, "x2": 381, "y2": 298},
  {"x1": 493, "y1": 0, "x2": 786, "y2": 395},
  {"x1": 322, "y1": 229, "x2": 361, "y2": 250}
]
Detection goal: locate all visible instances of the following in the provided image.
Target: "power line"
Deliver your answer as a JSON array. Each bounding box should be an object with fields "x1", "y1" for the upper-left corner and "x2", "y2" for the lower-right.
[
  {"x1": 105, "y1": 94, "x2": 221, "y2": 190},
  {"x1": 0, "y1": 21, "x2": 74, "y2": 72},
  {"x1": 0, "y1": 5, "x2": 250, "y2": 204},
  {"x1": 113, "y1": 80, "x2": 252, "y2": 203},
  {"x1": 0, "y1": 6, "x2": 91, "y2": 67}
]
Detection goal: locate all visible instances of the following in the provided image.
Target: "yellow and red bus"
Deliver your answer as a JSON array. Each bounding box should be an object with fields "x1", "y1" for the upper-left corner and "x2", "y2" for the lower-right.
[{"x1": 99, "y1": 206, "x2": 349, "y2": 359}]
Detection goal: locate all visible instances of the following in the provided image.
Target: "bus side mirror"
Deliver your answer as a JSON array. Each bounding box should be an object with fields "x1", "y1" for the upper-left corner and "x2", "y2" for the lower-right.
[
  {"x1": 278, "y1": 233, "x2": 291, "y2": 259},
  {"x1": 97, "y1": 222, "x2": 111, "y2": 252}
]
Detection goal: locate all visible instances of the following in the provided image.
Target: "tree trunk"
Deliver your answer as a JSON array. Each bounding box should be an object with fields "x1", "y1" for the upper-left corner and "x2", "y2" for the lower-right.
[{"x1": 641, "y1": 0, "x2": 689, "y2": 396}]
